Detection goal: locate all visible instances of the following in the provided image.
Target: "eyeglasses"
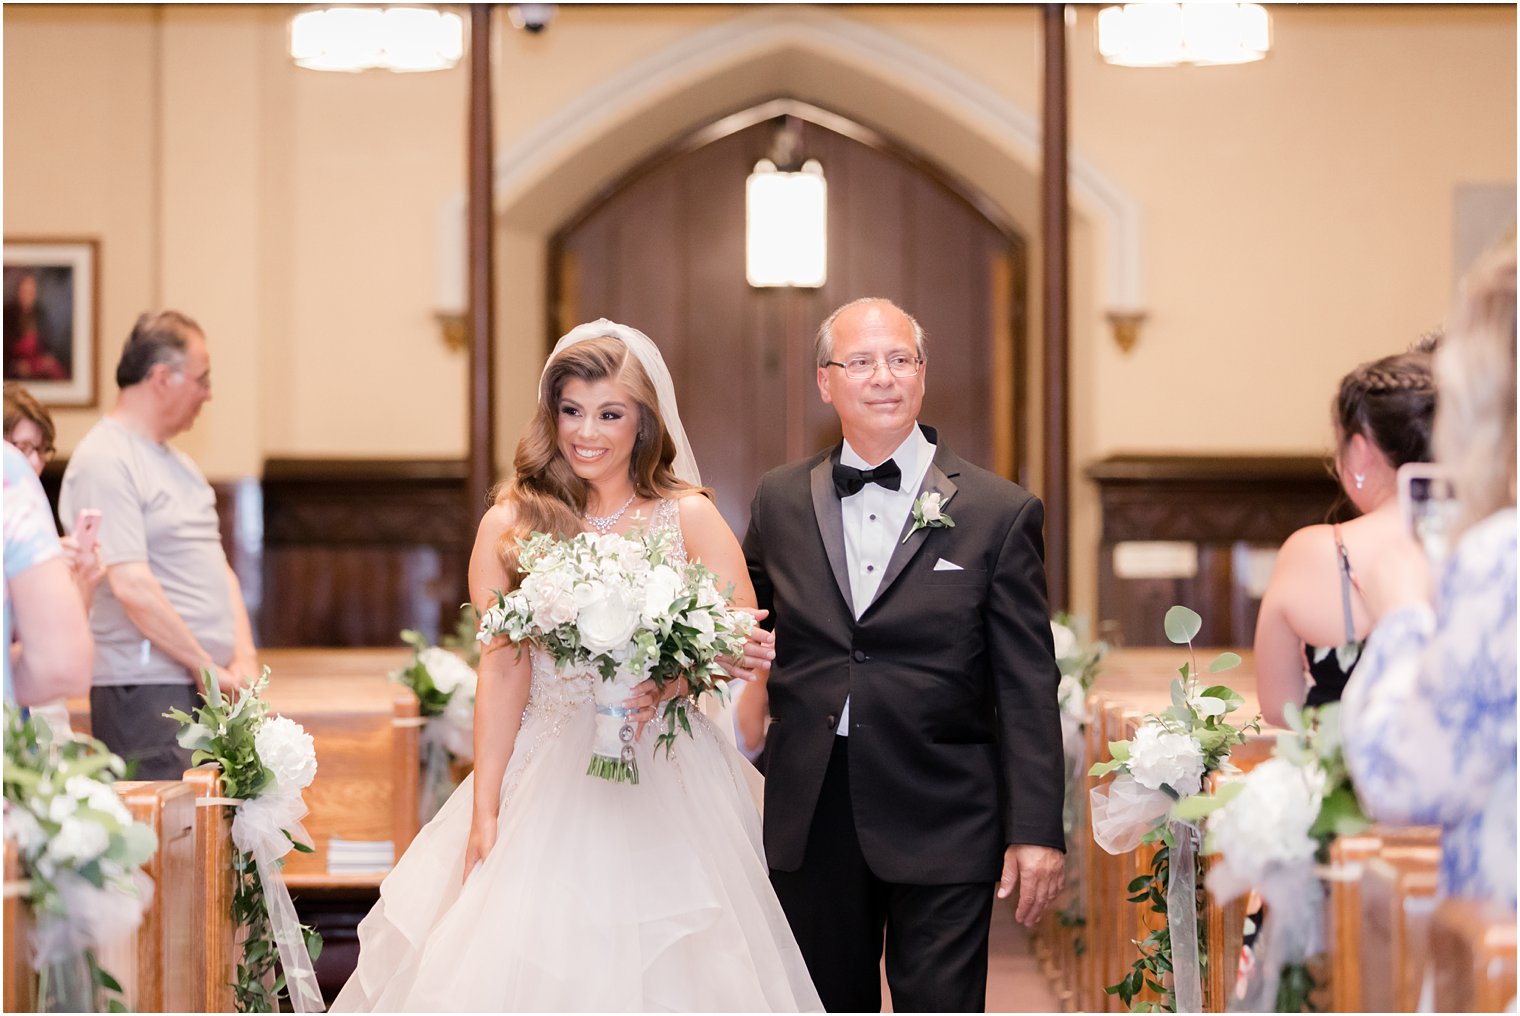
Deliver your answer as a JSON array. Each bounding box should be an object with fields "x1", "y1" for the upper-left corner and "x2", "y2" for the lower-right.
[
  {"x1": 824, "y1": 354, "x2": 923, "y2": 380},
  {"x1": 10, "y1": 439, "x2": 54, "y2": 463}
]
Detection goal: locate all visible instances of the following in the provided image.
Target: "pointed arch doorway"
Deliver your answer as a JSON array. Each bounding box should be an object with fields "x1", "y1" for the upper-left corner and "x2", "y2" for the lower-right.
[{"x1": 550, "y1": 99, "x2": 1028, "y2": 530}]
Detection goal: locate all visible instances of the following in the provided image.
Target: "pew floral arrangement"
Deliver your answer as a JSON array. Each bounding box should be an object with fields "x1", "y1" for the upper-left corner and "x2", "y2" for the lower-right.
[
  {"x1": 478, "y1": 528, "x2": 754, "y2": 783},
  {"x1": 1050, "y1": 613, "x2": 1108, "y2": 934},
  {"x1": 2, "y1": 706, "x2": 156, "y2": 1012},
  {"x1": 166, "y1": 669, "x2": 324, "y2": 1013},
  {"x1": 393, "y1": 628, "x2": 478, "y2": 820},
  {"x1": 1088, "y1": 605, "x2": 1259, "y2": 1013},
  {"x1": 1173, "y1": 702, "x2": 1369, "y2": 1012}
]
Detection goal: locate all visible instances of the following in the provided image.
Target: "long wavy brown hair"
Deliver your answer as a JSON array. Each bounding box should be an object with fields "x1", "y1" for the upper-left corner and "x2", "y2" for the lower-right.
[{"x1": 493, "y1": 336, "x2": 707, "y2": 578}]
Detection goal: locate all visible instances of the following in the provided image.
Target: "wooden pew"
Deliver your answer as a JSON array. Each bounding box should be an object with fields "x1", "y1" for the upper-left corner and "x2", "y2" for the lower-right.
[
  {"x1": 1326, "y1": 825, "x2": 1441, "y2": 1012},
  {"x1": 107, "y1": 780, "x2": 198, "y2": 1012},
  {"x1": 184, "y1": 766, "x2": 238, "y2": 1014},
  {"x1": 65, "y1": 648, "x2": 423, "y2": 890},
  {"x1": 1431, "y1": 897, "x2": 1517, "y2": 1012},
  {"x1": 1360, "y1": 840, "x2": 1443, "y2": 1011},
  {"x1": 4, "y1": 839, "x2": 36, "y2": 1013},
  {"x1": 258, "y1": 648, "x2": 422, "y2": 888}
]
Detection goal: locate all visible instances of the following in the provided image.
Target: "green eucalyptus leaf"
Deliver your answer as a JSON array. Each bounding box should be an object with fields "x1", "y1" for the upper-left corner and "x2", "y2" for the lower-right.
[
  {"x1": 1163, "y1": 605, "x2": 1202, "y2": 644},
  {"x1": 1108, "y1": 740, "x2": 1132, "y2": 762},
  {"x1": 1208, "y1": 651, "x2": 1242, "y2": 673},
  {"x1": 1088, "y1": 758, "x2": 1128, "y2": 777}
]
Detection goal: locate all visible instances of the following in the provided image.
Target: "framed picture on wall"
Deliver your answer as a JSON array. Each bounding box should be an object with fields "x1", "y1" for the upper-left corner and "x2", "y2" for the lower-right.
[{"x1": 3, "y1": 238, "x2": 99, "y2": 407}]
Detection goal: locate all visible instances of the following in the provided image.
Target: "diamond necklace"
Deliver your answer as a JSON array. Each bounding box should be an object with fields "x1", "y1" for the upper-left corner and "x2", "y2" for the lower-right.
[{"x1": 583, "y1": 492, "x2": 637, "y2": 535}]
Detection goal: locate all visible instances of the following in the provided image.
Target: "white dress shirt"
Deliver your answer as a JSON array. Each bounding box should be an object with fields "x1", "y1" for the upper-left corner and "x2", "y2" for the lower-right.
[{"x1": 836, "y1": 425, "x2": 934, "y2": 736}]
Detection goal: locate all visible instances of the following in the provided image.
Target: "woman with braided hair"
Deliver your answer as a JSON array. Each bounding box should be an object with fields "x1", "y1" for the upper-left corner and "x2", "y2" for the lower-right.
[{"x1": 1253, "y1": 349, "x2": 1436, "y2": 727}]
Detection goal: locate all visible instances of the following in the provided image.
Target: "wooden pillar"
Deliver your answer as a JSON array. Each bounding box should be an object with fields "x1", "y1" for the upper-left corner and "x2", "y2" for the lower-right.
[
  {"x1": 466, "y1": 3, "x2": 497, "y2": 525},
  {"x1": 1041, "y1": 4, "x2": 1071, "y2": 612}
]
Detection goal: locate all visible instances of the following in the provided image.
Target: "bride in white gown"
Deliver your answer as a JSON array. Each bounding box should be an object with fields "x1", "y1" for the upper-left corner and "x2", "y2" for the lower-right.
[{"x1": 332, "y1": 321, "x2": 822, "y2": 1013}]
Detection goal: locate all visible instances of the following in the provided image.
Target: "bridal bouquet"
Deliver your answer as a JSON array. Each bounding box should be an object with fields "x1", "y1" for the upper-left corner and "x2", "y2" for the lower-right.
[
  {"x1": 1088, "y1": 605, "x2": 1259, "y2": 1013},
  {"x1": 1174, "y1": 702, "x2": 1369, "y2": 1012},
  {"x1": 477, "y1": 528, "x2": 754, "y2": 784},
  {"x1": 394, "y1": 629, "x2": 478, "y2": 820},
  {"x1": 166, "y1": 669, "x2": 324, "y2": 1013},
  {"x1": 3, "y1": 706, "x2": 156, "y2": 1012}
]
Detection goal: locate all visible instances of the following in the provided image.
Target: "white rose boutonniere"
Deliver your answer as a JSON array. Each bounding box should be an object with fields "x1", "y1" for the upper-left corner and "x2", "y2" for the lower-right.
[{"x1": 902, "y1": 491, "x2": 955, "y2": 544}]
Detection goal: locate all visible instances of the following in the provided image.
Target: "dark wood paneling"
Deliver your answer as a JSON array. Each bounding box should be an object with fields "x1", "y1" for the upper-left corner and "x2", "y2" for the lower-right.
[
  {"x1": 1088, "y1": 455, "x2": 1350, "y2": 647},
  {"x1": 258, "y1": 459, "x2": 469, "y2": 647},
  {"x1": 553, "y1": 102, "x2": 1027, "y2": 536}
]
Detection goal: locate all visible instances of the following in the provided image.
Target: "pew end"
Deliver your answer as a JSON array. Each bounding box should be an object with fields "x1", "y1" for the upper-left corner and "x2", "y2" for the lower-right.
[{"x1": 1431, "y1": 897, "x2": 1518, "y2": 1012}]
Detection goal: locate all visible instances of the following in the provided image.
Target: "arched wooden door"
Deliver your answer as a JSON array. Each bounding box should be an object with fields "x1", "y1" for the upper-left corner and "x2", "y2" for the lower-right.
[{"x1": 551, "y1": 101, "x2": 1027, "y2": 531}]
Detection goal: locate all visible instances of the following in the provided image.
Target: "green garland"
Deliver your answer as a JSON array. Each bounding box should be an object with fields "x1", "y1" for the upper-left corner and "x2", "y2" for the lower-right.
[
  {"x1": 1106, "y1": 837, "x2": 1212, "y2": 1013},
  {"x1": 165, "y1": 670, "x2": 322, "y2": 1012}
]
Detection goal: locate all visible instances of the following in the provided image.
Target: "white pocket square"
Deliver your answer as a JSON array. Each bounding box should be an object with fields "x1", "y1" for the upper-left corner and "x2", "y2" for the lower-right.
[{"x1": 933, "y1": 558, "x2": 964, "y2": 572}]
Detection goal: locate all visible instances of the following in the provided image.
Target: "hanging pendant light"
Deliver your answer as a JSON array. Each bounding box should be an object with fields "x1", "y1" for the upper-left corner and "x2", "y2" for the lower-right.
[
  {"x1": 1096, "y1": 3, "x2": 1271, "y2": 68},
  {"x1": 746, "y1": 158, "x2": 828, "y2": 289},
  {"x1": 290, "y1": 6, "x2": 464, "y2": 73}
]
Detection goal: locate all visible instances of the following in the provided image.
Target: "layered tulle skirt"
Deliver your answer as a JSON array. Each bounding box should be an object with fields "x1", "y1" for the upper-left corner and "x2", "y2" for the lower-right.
[{"x1": 332, "y1": 693, "x2": 821, "y2": 1012}]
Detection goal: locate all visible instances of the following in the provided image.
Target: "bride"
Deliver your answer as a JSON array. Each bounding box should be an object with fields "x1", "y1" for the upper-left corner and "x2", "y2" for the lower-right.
[{"x1": 332, "y1": 321, "x2": 822, "y2": 1012}]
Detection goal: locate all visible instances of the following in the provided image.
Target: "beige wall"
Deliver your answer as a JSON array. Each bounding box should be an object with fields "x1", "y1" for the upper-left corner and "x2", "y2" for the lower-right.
[{"x1": 5, "y1": 3, "x2": 1515, "y2": 616}]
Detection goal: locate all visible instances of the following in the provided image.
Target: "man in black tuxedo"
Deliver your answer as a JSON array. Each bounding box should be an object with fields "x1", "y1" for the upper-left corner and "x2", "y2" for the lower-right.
[{"x1": 743, "y1": 298, "x2": 1065, "y2": 1013}]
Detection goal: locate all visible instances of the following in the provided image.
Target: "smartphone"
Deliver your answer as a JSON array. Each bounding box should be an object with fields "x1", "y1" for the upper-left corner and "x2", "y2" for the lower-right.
[
  {"x1": 73, "y1": 508, "x2": 103, "y2": 558},
  {"x1": 1396, "y1": 463, "x2": 1458, "y2": 563}
]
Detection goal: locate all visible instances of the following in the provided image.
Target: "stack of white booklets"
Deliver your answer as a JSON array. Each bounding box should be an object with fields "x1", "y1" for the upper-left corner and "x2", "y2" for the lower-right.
[{"x1": 326, "y1": 838, "x2": 394, "y2": 876}]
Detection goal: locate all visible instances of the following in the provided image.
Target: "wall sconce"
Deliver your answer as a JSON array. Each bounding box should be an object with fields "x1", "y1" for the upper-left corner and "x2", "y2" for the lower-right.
[
  {"x1": 1107, "y1": 310, "x2": 1147, "y2": 354},
  {"x1": 1096, "y1": 3, "x2": 1270, "y2": 67},
  {"x1": 290, "y1": 6, "x2": 464, "y2": 73},
  {"x1": 746, "y1": 119, "x2": 827, "y2": 289},
  {"x1": 434, "y1": 195, "x2": 468, "y2": 352}
]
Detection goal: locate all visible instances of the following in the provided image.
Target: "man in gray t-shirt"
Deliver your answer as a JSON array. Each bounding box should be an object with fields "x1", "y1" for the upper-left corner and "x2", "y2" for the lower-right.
[{"x1": 61, "y1": 310, "x2": 257, "y2": 779}]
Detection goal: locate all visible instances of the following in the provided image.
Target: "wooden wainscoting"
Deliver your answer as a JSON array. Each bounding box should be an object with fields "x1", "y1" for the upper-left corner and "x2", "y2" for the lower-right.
[
  {"x1": 258, "y1": 458, "x2": 471, "y2": 647},
  {"x1": 1087, "y1": 455, "x2": 1348, "y2": 648}
]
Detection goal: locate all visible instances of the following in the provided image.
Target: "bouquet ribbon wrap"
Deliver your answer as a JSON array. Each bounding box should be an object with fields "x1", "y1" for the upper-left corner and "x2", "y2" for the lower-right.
[
  {"x1": 1090, "y1": 777, "x2": 1204, "y2": 1012},
  {"x1": 589, "y1": 669, "x2": 644, "y2": 783},
  {"x1": 224, "y1": 791, "x2": 325, "y2": 1013}
]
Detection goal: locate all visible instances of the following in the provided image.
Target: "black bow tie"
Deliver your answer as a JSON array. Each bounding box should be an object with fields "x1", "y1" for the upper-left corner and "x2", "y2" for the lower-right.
[{"x1": 833, "y1": 458, "x2": 902, "y2": 498}]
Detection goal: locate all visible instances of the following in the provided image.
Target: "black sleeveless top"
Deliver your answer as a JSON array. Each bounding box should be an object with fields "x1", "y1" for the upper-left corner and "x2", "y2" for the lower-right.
[{"x1": 1302, "y1": 525, "x2": 1362, "y2": 707}]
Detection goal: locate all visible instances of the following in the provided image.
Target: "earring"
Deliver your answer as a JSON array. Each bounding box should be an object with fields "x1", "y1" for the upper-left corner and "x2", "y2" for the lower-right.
[{"x1": 1354, "y1": 473, "x2": 1365, "y2": 490}]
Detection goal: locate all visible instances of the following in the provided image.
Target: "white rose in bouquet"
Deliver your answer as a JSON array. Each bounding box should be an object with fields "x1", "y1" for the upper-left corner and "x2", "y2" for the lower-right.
[
  {"x1": 525, "y1": 572, "x2": 578, "y2": 629},
  {"x1": 419, "y1": 647, "x2": 476, "y2": 698},
  {"x1": 577, "y1": 587, "x2": 642, "y2": 655},
  {"x1": 687, "y1": 605, "x2": 717, "y2": 648},
  {"x1": 642, "y1": 565, "x2": 683, "y2": 625},
  {"x1": 1127, "y1": 720, "x2": 1206, "y2": 797},
  {"x1": 255, "y1": 715, "x2": 319, "y2": 794},
  {"x1": 1207, "y1": 757, "x2": 1323, "y2": 883},
  {"x1": 442, "y1": 691, "x2": 476, "y2": 760},
  {"x1": 1050, "y1": 620, "x2": 1078, "y2": 661}
]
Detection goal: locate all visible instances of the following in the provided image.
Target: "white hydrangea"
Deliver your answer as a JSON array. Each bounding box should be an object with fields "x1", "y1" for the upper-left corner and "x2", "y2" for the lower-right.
[
  {"x1": 65, "y1": 775, "x2": 133, "y2": 826},
  {"x1": 1057, "y1": 673, "x2": 1087, "y2": 724},
  {"x1": 6, "y1": 807, "x2": 43, "y2": 853},
  {"x1": 1050, "y1": 620, "x2": 1078, "y2": 661},
  {"x1": 419, "y1": 647, "x2": 476, "y2": 698},
  {"x1": 255, "y1": 715, "x2": 318, "y2": 794},
  {"x1": 47, "y1": 815, "x2": 109, "y2": 866},
  {"x1": 1207, "y1": 757, "x2": 1324, "y2": 883},
  {"x1": 1127, "y1": 720, "x2": 1206, "y2": 797}
]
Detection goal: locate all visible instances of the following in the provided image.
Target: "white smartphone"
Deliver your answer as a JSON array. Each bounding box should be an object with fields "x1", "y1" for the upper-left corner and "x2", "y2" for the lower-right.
[
  {"x1": 73, "y1": 508, "x2": 103, "y2": 558},
  {"x1": 1396, "y1": 463, "x2": 1458, "y2": 563}
]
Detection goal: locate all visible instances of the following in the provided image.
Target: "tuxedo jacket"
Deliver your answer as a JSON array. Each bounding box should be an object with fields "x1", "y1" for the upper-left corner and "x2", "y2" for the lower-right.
[{"x1": 743, "y1": 427, "x2": 1065, "y2": 884}]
